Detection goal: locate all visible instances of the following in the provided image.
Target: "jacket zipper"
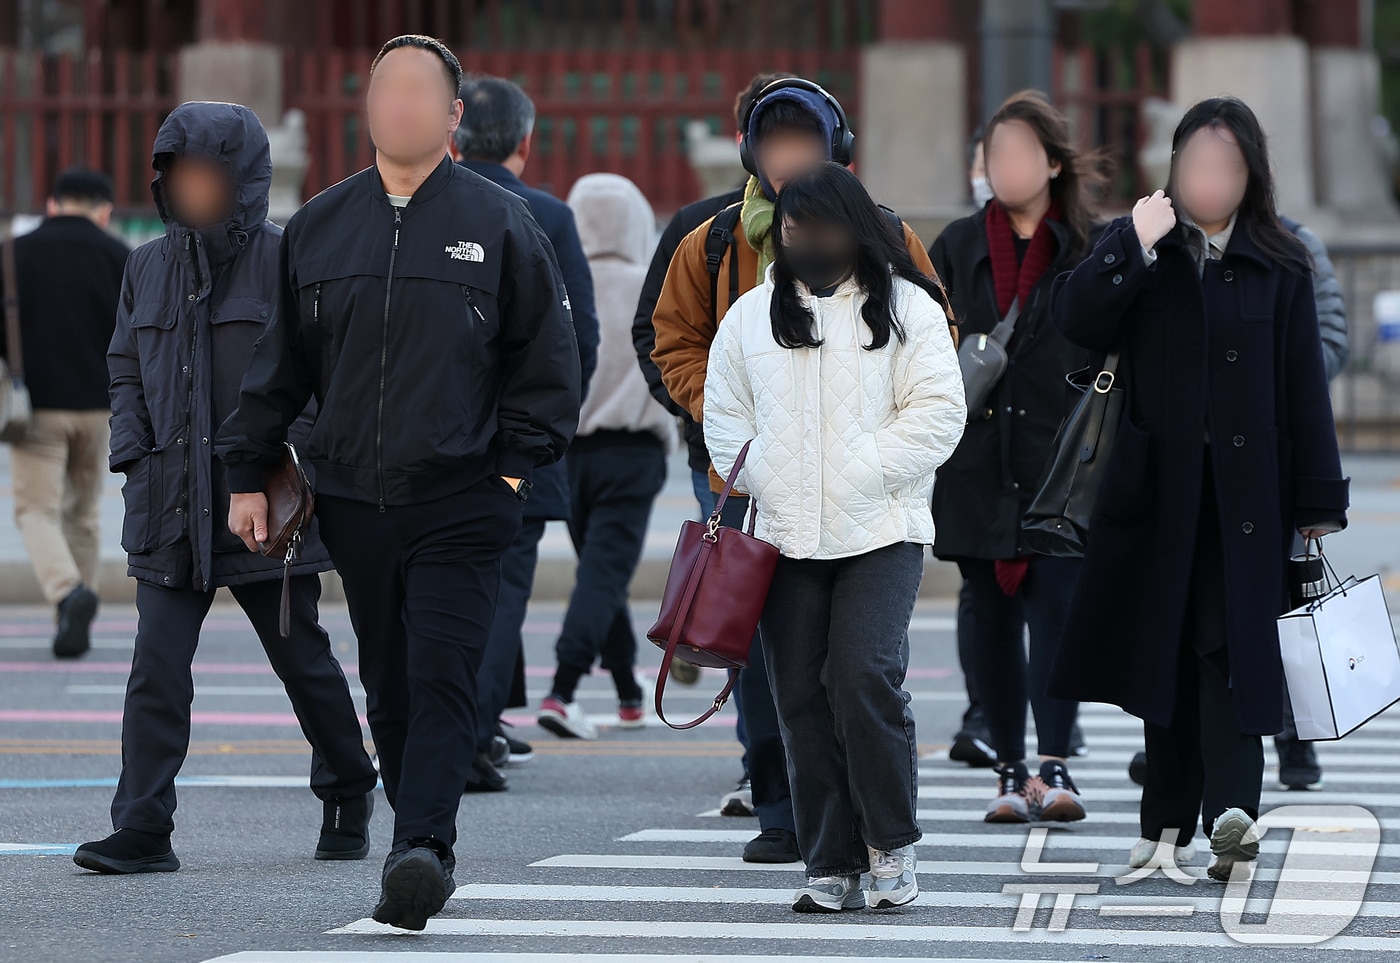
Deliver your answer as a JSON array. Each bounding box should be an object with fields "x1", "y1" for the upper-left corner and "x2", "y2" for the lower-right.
[
  {"x1": 376, "y1": 208, "x2": 401, "y2": 511},
  {"x1": 314, "y1": 283, "x2": 320, "y2": 323},
  {"x1": 463, "y1": 286, "x2": 486, "y2": 322},
  {"x1": 181, "y1": 231, "x2": 201, "y2": 563}
]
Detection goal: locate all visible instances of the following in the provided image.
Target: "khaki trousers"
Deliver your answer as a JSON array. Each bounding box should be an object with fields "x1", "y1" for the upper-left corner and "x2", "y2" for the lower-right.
[{"x1": 10, "y1": 409, "x2": 110, "y2": 605}]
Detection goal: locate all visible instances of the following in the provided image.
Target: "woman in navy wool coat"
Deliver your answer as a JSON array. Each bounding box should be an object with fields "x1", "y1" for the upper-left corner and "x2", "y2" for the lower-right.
[{"x1": 1047, "y1": 97, "x2": 1349, "y2": 883}]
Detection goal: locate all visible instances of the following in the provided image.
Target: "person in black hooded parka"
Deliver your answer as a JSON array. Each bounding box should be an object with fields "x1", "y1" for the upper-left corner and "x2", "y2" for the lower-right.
[
  {"x1": 1048, "y1": 97, "x2": 1349, "y2": 882},
  {"x1": 72, "y1": 102, "x2": 377, "y2": 876}
]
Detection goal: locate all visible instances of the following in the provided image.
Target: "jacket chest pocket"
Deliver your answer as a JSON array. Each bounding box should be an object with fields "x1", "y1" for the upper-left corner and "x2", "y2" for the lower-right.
[{"x1": 461, "y1": 284, "x2": 501, "y2": 344}]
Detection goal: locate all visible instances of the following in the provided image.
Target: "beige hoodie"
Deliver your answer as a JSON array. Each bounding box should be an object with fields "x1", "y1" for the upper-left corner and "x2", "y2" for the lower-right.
[{"x1": 566, "y1": 173, "x2": 677, "y2": 452}]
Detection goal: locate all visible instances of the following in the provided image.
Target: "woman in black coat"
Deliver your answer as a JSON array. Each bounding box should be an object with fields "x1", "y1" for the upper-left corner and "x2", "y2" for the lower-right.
[
  {"x1": 929, "y1": 92, "x2": 1100, "y2": 826},
  {"x1": 1049, "y1": 97, "x2": 1349, "y2": 882}
]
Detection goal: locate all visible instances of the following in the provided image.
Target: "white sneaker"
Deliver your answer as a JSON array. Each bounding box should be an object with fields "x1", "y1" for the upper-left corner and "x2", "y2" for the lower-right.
[
  {"x1": 1128, "y1": 836, "x2": 1197, "y2": 869},
  {"x1": 720, "y1": 775, "x2": 754, "y2": 817},
  {"x1": 537, "y1": 696, "x2": 597, "y2": 740},
  {"x1": 866, "y1": 845, "x2": 919, "y2": 909},
  {"x1": 1208, "y1": 808, "x2": 1260, "y2": 882},
  {"x1": 792, "y1": 874, "x2": 863, "y2": 913}
]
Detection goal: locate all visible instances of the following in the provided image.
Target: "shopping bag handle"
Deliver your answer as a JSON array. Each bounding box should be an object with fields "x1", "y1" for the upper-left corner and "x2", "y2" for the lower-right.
[{"x1": 1302, "y1": 536, "x2": 1348, "y2": 603}]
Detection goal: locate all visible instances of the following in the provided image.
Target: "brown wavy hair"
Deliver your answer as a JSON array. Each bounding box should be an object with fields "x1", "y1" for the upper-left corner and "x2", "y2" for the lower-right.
[{"x1": 983, "y1": 90, "x2": 1112, "y2": 260}]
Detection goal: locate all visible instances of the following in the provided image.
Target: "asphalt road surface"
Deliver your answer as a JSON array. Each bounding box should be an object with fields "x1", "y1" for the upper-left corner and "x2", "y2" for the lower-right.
[{"x1": 3, "y1": 598, "x2": 1400, "y2": 962}]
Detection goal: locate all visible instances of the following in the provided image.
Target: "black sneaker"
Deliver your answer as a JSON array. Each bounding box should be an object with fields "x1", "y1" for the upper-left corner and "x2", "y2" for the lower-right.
[
  {"x1": 1127, "y1": 750, "x2": 1147, "y2": 786},
  {"x1": 949, "y1": 706, "x2": 996, "y2": 768},
  {"x1": 53, "y1": 585, "x2": 98, "y2": 659},
  {"x1": 372, "y1": 841, "x2": 454, "y2": 931},
  {"x1": 463, "y1": 751, "x2": 508, "y2": 793},
  {"x1": 315, "y1": 792, "x2": 373, "y2": 860},
  {"x1": 497, "y1": 721, "x2": 533, "y2": 765},
  {"x1": 73, "y1": 828, "x2": 179, "y2": 874},
  {"x1": 1035, "y1": 759, "x2": 1086, "y2": 822},
  {"x1": 1276, "y1": 734, "x2": 1324, "y2": 790},
  {"x1": 985, "y1": 761, "x2": 1031, "y2": 823},
  {"x1": 742, "y1": 827, "x2": 802, "y2": 863}
]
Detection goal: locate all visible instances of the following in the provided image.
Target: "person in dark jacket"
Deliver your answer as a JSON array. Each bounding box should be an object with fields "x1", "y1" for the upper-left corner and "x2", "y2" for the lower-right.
[
  {"x1": 217, "y1": 37, "x2": 580, "y2": 931},
  {"x1": 454, "y1": 74, "x2": 599, "y2": 785},
  {"x1": 72, "y1": 102, "x2": 377, "y2": 876},
  {"x1": 1049, "y1": 97, "x2": 1349, "y2": 882},
  {"x1": 929, "y1": 91, "x2": 1101, "y2": 826},
  {"x1": 630, "y1": 71, "x2": 792, "y2": 817},
  {"x1": 0, "y1": 168, "x2": 128, "y2": 658}
]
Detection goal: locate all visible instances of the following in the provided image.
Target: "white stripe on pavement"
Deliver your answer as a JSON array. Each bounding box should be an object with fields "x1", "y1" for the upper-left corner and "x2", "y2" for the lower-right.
[
  {"x1": 324, "y1": 916, "x2": 1400, "y2": 951},
  {"x1": 528, "y1": 854, "x2": 1400, "y2": 884},
  {"x1": 918, "y1": 765, "x2": 1400, "y2": 784},
  {"x1": 441, "y1": 882, "x2": 1400, "y2": 917},
  {"x1": 916, "y1": 785, "x2": 1400, "y2": 805},
  {"x1": 206, "y1": 955, "x2": 1138, "y2": 963}
]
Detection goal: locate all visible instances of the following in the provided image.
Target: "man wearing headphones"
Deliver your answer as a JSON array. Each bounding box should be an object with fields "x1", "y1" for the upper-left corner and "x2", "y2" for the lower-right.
[{"x1": 649, "y1": 78, "x2": 942, "y2": 865}]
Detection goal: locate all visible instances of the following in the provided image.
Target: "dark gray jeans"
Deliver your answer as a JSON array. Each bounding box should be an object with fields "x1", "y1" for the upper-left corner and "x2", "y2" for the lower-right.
[{"x1": 759, "y1": 540, "x2": 925, "y2": 877}]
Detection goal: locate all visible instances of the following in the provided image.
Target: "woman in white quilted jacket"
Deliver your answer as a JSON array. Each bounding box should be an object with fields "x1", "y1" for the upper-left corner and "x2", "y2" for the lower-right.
[{"x1": 705, "y1": 163, "x2": 967, "y2": 914}]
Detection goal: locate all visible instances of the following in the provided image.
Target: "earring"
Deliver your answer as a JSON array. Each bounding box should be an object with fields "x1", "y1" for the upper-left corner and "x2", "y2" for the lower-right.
[{"x1": 1051, "y1": 170, "x2": 1060, "y2": 179}]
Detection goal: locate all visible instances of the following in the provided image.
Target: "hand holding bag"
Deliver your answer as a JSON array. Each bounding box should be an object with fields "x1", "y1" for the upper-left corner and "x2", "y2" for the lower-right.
[
  {"x1": 647, "y1": 440, "x2": 779, "y2": 730},
  {"x1": 0, "y1": 237, "x2": 34, "y2": 443},
  {"x1": 1021, "y1": 351, "x2": 1124, "y2": 557},
  {"x1": 956, "y1": 296, "x2": 1019, "y2": 418},
  {"x1": 259, "y1": 442, "x2": 315, "y2": 637},
  {"x1": 1277, "y1": 545, "x2": 1400, "y2": 741}
]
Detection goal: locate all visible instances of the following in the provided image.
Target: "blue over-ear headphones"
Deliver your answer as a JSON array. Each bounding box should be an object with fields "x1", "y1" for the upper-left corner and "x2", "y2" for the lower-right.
[{"x1": 738, "y1": 78, "x2": 854, "y2": 176}]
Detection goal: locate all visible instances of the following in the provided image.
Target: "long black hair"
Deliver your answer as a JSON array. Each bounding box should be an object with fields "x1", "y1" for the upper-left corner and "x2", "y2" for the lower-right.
[
  {"x1": 771, "y1": 163, "x2": 948, "y2": 351},
  {"x1": 1166, "y1": 97, "x2": 1310, "y2": 275}
]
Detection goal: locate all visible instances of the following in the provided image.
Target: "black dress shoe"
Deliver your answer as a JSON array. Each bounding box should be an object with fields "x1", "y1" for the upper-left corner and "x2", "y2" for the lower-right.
[
  {"x1": 742, "y1": 827, "x2": 802, "y2": 863},
  {"x1": 316, "y1": 792, "x2": 373, "y2": 860},
  {"x1": 372, "y1": 842, "x2": 454, "y2": 931},
  {"x1": 73, "y1": 828, "x2": 179, "y2": 874},
  {"x1": 463, "y1": 751, "x2": 508, "y2": 793},
  {"x1": 1127, "y1": 750, "x2": 1147, "y2": 786},
  {"x1": 53, "y1": 585, "x2": 98, "y2": 659}
]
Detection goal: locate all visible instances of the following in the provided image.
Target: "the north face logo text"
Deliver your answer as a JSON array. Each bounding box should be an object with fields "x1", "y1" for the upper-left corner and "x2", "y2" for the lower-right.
[{"x1": 445, "y1": 241, "x2": 485, "y2": 262}]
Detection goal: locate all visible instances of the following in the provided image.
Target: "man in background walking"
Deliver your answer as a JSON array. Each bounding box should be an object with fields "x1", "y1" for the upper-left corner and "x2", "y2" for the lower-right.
[{"x1": 0, "y1": 168, "x2": 128, "y2": 657}]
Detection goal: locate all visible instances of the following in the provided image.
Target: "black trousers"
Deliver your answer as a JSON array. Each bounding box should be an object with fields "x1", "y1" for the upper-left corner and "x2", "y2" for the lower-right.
[
  {"x1": 552, "y1": 438, "x2": 666, "y2": 701},
  {"x1": 474, "y1": 517, "x2": 547, "y2": 753},
  {"x1": 720, "y1": 494, "x2": 796, "y2": 833},
  {"x1": 317, "y1": 479, "x2": 521, "y2": 853},
  {"x1": 1140, "y1": 455, "x2": 1264, "y2": 847},
  {"x1": 957, "y1": 555, "x2": 1082, "y2": 761},
  {"x1": 111, "y1": 575, "x2": 376, "y2": 835}
]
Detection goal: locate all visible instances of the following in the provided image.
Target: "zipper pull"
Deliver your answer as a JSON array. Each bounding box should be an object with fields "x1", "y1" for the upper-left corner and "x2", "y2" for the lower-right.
[
  {"x1": 393, "y1": 208, "x2": 401, "y2": 249},
  {"x1": 463, "y1": 287, "x2": 486, "y2": 322},
  {"x1": 314, "y1": 283, "x2": 321, "y2": 321}
]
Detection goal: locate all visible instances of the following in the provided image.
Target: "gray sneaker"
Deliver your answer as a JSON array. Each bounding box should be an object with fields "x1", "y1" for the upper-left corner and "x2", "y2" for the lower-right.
[
  {"x1": 866, "y1": 845, "x2": 919, "y2": 909},
  {"x1": 1208, "y1": 807, "x2": 1261, "y2": 882},
  {"x1": 792, "y1": 874, "x2": 863, "y2": 913}
]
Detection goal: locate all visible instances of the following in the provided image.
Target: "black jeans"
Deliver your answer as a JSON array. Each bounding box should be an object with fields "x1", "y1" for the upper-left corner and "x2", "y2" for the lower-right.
[
  {"x1": 316, "y1": 479, "x2": 522, "y2": 853},
  {"x1": 475, "y1": 517, "x2": 547, "y2": 753},
  {"x1": 1141, "y1": 454, "x2": 1264, "y2": 847},
  {"x1": 111, "y1": 575, "x2": 376, "y2": 835},
  {"x1": 761, "y1": 541, "x2": 925, "y2": 876},
  {"x1": 551, "y1": 436, "x2": 666, "y2": 702},
  {"x1": 957, "y1": 555, "x2": 1082, "y2": 761},
  {"x1": 721, "y1": 493, "x2": 795, "y2": 833}
]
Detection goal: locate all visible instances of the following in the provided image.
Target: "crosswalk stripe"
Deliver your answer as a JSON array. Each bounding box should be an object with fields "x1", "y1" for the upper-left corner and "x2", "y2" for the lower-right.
[
  {"x1": 441, "y1": 882, "x2": 1400, "y2": 916},
  {"x1": 617, "y1": 828, "x2": 1397, "y2": 857},
  {"x1": 918, "y1": 765, "x2": 1400, "y2": 784},
  {"x1": 927, "y1": 751, "x2": 1396, "y2": 769},
  {"x1": 698, "y1": 807, "x2": 1397, "y2": 826},
  {"x1": 916, "y1": 784, "x2": 1400, "y2": 804},
  {"x1": 527, "y1": 854, "x2": 1400, "y2": 884},
  {"x1": 206, "y1": 954, "x2": 1142, "y2": 963},
  {"x1": 323, "y1": 916, "x2": 1399, "y2": 950}
]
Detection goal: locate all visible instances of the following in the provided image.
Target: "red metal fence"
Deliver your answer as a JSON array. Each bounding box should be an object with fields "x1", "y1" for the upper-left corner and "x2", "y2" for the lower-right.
[
  {"x1": 0, "y1": 48, "x2": 177, "y2": 213},
  {"x1": 1, "y1": 42, "x2": 1163, "y2": 217}
]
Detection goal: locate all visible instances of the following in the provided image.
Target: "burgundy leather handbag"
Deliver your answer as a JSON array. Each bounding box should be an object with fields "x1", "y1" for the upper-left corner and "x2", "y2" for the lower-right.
[{"x1": 648, "y1": 441, "x2": 779, "y2": 730}]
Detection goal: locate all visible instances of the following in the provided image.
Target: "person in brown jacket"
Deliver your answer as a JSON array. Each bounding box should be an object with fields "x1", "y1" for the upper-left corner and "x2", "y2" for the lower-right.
[{"x1": 648, "y1": 77, "x2": 948, "y2": 867}]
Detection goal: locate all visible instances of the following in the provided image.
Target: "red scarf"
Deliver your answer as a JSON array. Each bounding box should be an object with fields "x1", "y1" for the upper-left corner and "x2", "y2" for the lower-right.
[{"x1": 985, "y1": 199, "x2": 1062, "y2": 317}]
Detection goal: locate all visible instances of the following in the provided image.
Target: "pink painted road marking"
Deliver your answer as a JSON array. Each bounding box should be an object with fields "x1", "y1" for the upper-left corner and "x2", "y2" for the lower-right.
[
  {"x1": 0, "y1": 661, "x2": 360, "y2": 675},
  {"x1": 0, "y1": 709, "x2": 368, "y2": 726}
]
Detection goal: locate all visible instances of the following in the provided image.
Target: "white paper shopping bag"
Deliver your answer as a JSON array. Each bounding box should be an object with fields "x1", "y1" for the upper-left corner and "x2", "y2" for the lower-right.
[{"x1": 1277, "y1": 574, "x2": 1400, "y2": 740}]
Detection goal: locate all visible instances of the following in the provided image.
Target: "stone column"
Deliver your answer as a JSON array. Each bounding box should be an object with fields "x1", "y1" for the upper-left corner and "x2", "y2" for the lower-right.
[{"x1": 176, "y1": 0, "x2": 281, "y2": 128}]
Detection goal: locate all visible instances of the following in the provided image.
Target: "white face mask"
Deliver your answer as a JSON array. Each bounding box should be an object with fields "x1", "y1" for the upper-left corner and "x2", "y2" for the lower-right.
[{"x1": 970, "y1": 176, "x2": 994, "y2": 207}]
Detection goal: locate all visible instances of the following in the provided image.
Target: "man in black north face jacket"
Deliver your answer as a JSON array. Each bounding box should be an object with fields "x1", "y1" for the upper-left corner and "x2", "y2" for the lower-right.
[
  {"x1": 216, "y1": 36, "x2": 580, "y2": 930},
  {"x1": 72, "y1": 102, "x2": 377, "y2": 877}
]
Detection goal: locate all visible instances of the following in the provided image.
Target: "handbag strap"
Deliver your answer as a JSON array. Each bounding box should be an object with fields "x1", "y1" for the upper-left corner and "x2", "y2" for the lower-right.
[
  {"x1": 1, "y1": 237, "x2": 23, "y2": 380},
  {"x1": 1077, "y1": 350, "x2": 1122, "y2": 463},
  {"x1": 709, "y1": 439, "x2": 753, "y2": 527},
  {"x1": 653, "y1": 526, "x2": 739, "y2": 730},
  {"x1": 985, "y1": 296, "x2": 1021, "y2": 349}
]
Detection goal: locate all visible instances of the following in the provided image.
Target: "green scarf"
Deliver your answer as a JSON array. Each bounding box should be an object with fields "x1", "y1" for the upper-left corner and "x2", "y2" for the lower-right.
[{"x1": 740, "y1": 176, "x2": 776, "y2": 284}]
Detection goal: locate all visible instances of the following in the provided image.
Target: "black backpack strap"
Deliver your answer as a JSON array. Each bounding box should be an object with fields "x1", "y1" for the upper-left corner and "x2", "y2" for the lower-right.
[{"x1": 705, "y1": 203, "x2": 744, "y2": 325}]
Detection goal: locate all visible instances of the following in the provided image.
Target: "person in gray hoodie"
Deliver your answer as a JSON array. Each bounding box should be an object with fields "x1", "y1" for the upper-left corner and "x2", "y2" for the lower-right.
[{"x1": 536, "y1": 174, "x2": 676, "y2": 739}]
